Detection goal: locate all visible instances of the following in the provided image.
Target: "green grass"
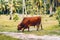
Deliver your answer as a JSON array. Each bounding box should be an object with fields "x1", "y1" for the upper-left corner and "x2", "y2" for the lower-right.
[
  {"x1": 0, "y1": 34, "x2": 20, "y2": 40},
  {"x1": 0, "y1": 15, "x2": 60, "y2": 35},
  {"x1": 0, "y1": 19, "x2": 18, "y2": 32},
  {"x1": 23, "y1": 25, "x2": 60, "y2": 36},
  {"x1": 0, "y1": 15, "x2": 21, "y2": 32}
]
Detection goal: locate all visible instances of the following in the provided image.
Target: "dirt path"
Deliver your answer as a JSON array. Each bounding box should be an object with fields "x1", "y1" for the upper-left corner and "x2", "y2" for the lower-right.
[{"x1": 0, "y1": 32, "x2": 60, "y2": 40}]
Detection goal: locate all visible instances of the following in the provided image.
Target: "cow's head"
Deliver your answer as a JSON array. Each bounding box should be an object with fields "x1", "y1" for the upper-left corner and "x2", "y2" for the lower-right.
[{"x1": 17, "y1": 24, "x2": 22, "y2": 31}]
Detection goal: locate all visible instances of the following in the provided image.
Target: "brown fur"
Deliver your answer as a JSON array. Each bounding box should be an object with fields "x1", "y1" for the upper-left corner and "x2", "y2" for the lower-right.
[{"x1": 17, "y1": 16, "x2": 43, "y2": 32}]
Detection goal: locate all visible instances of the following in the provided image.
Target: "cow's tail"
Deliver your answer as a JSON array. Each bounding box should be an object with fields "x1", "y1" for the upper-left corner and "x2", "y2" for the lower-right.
[
  {"x1": 40, "y1": 17, "x2": 43, "y2": 30},
  {"x1": 41, "y1": 23, "x2": 43, "y2": 30},
  {"x1": 39, "y1": 16, "x2": 43, "y2": 30}
]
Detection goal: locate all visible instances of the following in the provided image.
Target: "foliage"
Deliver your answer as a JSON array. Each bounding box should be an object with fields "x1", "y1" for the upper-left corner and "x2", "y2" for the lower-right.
[
  {"x1": 46, "y1": 3, "x2": 50, "y2": 14},
  {"x1": 0, "y1": 34, "x2": 20, "y2": 40},
  {"x1": 0, "y1": 0, "x2": 59, "y2": 15},
  {"x1": 0, "y1": 0, "x2": 22, "y2": 14},
  {"x1": 56, "y1": 7, "x2": 60, "y2": 26},
  {"x1": 13, "y1": 13, "x2": 19, "y2": 22},
  {"x1": 0, "y1": 0, "x2": 44, "y2": 15}
]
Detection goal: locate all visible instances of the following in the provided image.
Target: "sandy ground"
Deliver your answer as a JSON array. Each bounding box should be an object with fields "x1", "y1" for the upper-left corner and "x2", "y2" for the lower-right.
[{"x1": 0, "y1": 32, "x2": 60, "y2": 40}]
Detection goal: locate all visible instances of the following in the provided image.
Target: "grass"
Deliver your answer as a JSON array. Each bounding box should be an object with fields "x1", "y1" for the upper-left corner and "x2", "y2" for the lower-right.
[
  {"x1": 0, "y1": 34, "x2": 20, "y2": 40},
  {"x1": 0, "y1": 15, "x2": 60, "y2": 36},
  {"x1": 23, "y1": 25, "x2": 60, "y2": 36},
  {"x1": 0, "y1": 15, "x2": 21, "y2": 32}
]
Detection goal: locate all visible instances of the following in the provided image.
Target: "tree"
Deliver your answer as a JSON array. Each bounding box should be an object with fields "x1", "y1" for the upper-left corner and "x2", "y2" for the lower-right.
[
  {"x1": 22, "y1": 0, "x2": 27, "y2": 17},
  {"x1": 9, "y1": 0, "x2": 13, "y2": 20}
]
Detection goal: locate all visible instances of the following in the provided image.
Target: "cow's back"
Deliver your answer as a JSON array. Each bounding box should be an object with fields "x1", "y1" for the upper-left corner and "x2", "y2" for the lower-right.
[
  {"x1": 22, "y1": 16, "x2": 41, "y2": 26},
  {"x1": 28, "y1": 16, "x2": 41, "y2": 26}
]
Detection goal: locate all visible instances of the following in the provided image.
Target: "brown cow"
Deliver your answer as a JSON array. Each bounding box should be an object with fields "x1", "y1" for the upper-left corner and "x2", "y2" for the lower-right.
[{"x1": 17, "y1": 16, "x2": 43, "y2": 32}]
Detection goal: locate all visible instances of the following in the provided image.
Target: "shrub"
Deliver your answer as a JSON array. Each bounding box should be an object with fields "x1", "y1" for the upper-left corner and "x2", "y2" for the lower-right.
[
  {"x1": 56, "y1": 7, "x2": 60, "y2": 26},
  {"x1": 13, "y1": 13, "x2": 19, "y2": 22}
]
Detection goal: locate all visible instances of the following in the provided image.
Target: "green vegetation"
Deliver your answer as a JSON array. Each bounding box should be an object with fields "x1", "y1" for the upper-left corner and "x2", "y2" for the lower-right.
[
  {"x1": 0, "y1": 0, "x2": 57, "y2": 15},
  {"x1": 13, "y1": 13, "x2": 19, "y2": 22},
  {"x1": 23, "y1": 25, "x2": 60, "y2": 36},
  {"x1": 0, "y1": 34, "x2": 20, "y2": 40},
  {"x1": 0, "y1": 15, "x2": 20, "y2": 32},
  {"x1": 56, "y1": 7, "x2": 60, "y2": 26}
]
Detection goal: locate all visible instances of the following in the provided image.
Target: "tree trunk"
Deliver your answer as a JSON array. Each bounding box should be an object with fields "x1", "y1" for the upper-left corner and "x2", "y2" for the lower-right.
[
  {"x1": 9, "y1": 0, "x2": 13, "y2": 20},
  {"x1": 22, "y1": 0, "x2": 27, "y2": 17},
  {"x1": 50, "y1": 6, "x2": 52, "y2": 15}
]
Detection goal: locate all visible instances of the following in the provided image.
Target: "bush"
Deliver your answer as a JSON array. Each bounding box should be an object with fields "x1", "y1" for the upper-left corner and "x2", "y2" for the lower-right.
[
  {"x1": 13, "y1": 13, "x2": 19, "y2": 22},
  {"x1": 56, "y1": 7, "x2": 60, "y2": 26}
]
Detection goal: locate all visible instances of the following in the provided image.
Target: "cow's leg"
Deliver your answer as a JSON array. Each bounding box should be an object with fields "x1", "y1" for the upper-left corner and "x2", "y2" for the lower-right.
[
  {"x1": 34, "y1": 26, "x2": 35, "y2": 28},
  {"x1": 37, "y1": 25, "x2": 39, "y2": 31},
  {"x1": 28, "y1": 27, "x2": 30, "y2": 32},
  {"x1": 22, "y1": 28, "x2": 24, "y2": 32},
  {"x1": 41, "y1": 23, "x2": 43, "y2": 30}
]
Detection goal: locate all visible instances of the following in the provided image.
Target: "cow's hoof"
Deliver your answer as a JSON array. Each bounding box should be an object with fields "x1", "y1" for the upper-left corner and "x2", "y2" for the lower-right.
[{"x1": 22, "y1": 30, "x2": 24, "y2": 32}]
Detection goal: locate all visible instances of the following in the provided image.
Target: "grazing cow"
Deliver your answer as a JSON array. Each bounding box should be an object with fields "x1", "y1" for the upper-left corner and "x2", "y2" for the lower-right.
[{"x1": 17, "y1": 16, "x2": 43, "y2": 32}]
